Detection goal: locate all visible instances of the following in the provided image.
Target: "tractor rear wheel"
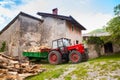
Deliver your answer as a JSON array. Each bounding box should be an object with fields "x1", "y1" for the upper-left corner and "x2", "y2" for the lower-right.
[
  {"x1": 48, "y1": 51, "x2": 62, "y2": 65},
  {"x1": 69, "y1": 50, "x2": 82, "y2": 64}
]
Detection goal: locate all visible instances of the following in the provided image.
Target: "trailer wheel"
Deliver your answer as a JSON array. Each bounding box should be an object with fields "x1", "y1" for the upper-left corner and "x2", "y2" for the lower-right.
[
  {"x1": 48, "y1": 51, "x2": 62, "y2": 65},
  {"x1": 69, "y1": 50, "x2": 82, "y2": 64}
]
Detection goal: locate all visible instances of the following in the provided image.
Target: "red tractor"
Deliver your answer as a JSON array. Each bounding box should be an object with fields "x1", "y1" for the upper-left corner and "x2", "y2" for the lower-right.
[{"x1": 48, "y1": 38, "x2": 88, "y2": 64}]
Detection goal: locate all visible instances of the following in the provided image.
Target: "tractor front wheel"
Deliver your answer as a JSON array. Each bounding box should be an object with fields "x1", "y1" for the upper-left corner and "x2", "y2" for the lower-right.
[
  {"x1": 69, "y1": 50, "x2": 82, "y2": 64},
  {"x1": 48, "y1": 51, "x2": 62, "y2": 65}
]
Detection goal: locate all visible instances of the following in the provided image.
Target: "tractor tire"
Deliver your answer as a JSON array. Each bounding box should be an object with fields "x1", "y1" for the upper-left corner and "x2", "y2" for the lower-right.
[
  {"x1": 69, "y1": 50, "x2": 82, "y2": 64},
  {"x1": 48, "y1": 51, "x2": 62, "y2": 65},
  {"x1": 82, "y1": 52, "x2": 89, "y2": 62}
]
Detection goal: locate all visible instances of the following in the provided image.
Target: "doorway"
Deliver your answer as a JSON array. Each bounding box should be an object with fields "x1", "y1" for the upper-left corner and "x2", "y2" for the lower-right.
[{"x1": 104, "y1": 42, "x2": 113, "y2": 53}]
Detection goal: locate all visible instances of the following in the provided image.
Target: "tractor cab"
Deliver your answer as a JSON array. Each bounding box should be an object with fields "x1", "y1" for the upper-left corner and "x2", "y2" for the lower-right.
[
  {"x1": 52, "y1": 38, "x2": 71, "y2": 49},
  {"x1": 52, "y1": 38, "x2": 71, "y2": 54}
]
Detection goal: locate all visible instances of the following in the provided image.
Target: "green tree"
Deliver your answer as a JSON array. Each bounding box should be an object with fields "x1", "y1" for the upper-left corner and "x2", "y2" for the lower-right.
[
  {"x1": 114, "y1": 4, "x2": 120, "y2": 16},
  {"x1": 106, "y1": 16, "x2": 120, "y2": 45},
  {"x1": 105, "y1": 4, "x2": 120, "y2": 46}
]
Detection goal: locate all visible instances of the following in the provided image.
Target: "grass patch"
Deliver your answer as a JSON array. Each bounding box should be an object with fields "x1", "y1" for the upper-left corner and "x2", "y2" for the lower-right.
[
  {"x1": 64, "y1": 65, "x2": 88, "y2": 80},
  {"x1": 89, "y1": 53, "x2": 120, "y2": 63},
  {"x1": 26, "y1": 64, "x2": 69, "y2": 80},
  {"x1": 113, "y1": 76, "x2": 120, "y2": 79},
  {"x1": 64, "y1": 75, "x2": 71, "y2": 80},
  {"x1": 73, "y1": 67, "x2": 87, "y2": 77},
  {"x1": 26, "y1": 68, "x2": 64, "y2": 80}
]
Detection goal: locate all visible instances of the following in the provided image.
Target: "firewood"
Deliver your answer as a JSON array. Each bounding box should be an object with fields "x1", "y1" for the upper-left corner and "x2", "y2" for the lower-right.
[
  {"x1": 0, "y1": 56, "x2": 9, "y2": 64},
  {"x1": 0, "y1": 69, "x2": 8, "y2": 74},
  {"x1": 5, "y1": 73, "x2": 18, "y2": 80},
  {"x1": 30, "y1": 65, "x2": 41, "y2": 70},
  {"x1": 0, "y1": 53, "x2": 46, "y2": 80},
  {"x1": 9, "y1": 60, "x2": 18, "y2": 64},
  {"x1": 0, "y1": 53, "x2": 13, "y2": 60},
  {"x1": 0, "y1": 64, "x2": 8, "y2": 69},
  {"x1": 0, "y1": 64, "x2": 18, "y2": 72},
  {"x1": 24, "y1": 45, "x2": 51, "y2": 52},
  {"x1": 14, "y1": 64, "x2": 20, "y2": 69},
  {"x1": 0, "y1": 75, "x2": 6, "y2": 80}
]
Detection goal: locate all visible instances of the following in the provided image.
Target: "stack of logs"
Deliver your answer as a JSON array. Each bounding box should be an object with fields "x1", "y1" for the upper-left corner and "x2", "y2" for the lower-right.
[
  {"x1": 24, "y1": 46, "x2": 51, "y2": 52},
  {"x1": 0, "y1": 52, "x2": 45, "y2": 80}
]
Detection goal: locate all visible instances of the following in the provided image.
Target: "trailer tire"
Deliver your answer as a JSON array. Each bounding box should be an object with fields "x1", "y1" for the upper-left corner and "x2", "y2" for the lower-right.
[
  {"x1": 48, "y1": 51, "x2": 62, "y2": 65},
  {"x1": 69, "y1": 50, "x2": 82, "y2": 64}
]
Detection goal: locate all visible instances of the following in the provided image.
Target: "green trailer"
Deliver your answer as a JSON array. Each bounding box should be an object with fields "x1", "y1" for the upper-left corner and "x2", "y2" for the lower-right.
[{"x1": 22, "y1": 49, "x2": 50, "y2": 61}]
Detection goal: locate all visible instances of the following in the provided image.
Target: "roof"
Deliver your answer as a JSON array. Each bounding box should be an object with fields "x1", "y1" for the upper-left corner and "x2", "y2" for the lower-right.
[
  {"x1": 37, "y1": 12, "x2": 86, "y2": 30},
  {"x1": 0, "y1": 12, "x2": 42, "y2": 34}
]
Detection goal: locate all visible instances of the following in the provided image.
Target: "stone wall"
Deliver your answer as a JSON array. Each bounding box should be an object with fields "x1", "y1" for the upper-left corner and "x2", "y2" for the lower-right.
[
  {"x1": 0, "y1": 18, "x2": 20, "y2": 56},
  {"x1": 113, "y1": 44, "x2": 120, "y2": 53},
  {"x1": 19, "y1": 15, "x2": 42, "y2": 57},
  {"x1": 86, "y1": 43, "x2": 120, "y2": 59},
  {"x1": 87, "y1": 44, "x2": 99, "y2": 59}
]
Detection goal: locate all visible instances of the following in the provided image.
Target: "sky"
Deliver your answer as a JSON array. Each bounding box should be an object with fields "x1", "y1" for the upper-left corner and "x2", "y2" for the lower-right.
[{"x1": 0, "y1": 0, "x2": 120, "y2": 33}]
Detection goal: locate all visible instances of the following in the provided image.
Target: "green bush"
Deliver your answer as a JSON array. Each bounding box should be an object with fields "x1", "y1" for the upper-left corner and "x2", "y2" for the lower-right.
[
  {"x1": 86, "y1": 36, "x2": 104, "y2": 45},
  {"x1": 0, "y1": 41, "x2": 6, "y2": 52}
]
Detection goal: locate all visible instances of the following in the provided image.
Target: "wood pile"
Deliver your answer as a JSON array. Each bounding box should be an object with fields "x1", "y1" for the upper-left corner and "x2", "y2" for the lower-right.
[
  {"x1": 24, "y1": 45, "x2": 51, "y2": 52},
  {"x1": 0, "y1": 52, "x2": 45, "y2": 80}
]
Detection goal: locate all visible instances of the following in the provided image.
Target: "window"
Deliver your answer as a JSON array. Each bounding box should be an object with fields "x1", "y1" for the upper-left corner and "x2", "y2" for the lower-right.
[
  {"x1": 72, "y1": 25, "x2": 74, "y2": 31},
  {"x1": 63, "y1": 39, "x2": 70, "y2": 46},
  {"x1": 58, "y1": 39, "x2": 63, "y2": 47},
  {"x1": 52, "y1": 41, "x2": 57, "y2": 49},
  {"x1": 76, "y1": 40, "x2": 79, "y2": 44}
]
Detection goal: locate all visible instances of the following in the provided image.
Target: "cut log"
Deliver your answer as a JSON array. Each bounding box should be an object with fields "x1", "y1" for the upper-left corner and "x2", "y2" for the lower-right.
[
  {"x1": 5, "y1": 73, "x2": 18, "y2": 80},
  {"x1": 0, "y1": 64, "x2": 18, "y2": 72},
  {"x1": 0, "y1": 56, "x2": 9, "y2": 63},
  {"x1": 0, "y1": 69, "x2": 8, "y2": 74},
  {"x1": 0, "y1": 53, "x2": 13, "y2": 60}
]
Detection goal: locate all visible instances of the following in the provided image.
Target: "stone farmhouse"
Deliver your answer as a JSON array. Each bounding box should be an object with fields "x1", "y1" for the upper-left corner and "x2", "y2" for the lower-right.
[{"x1": 0, "y1": 8, "x2": 86, "y2": 58}]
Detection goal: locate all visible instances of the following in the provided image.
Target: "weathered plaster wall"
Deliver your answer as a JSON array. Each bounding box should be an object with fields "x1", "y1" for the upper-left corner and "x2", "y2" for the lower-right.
[
  {"x1": 87, "y1": 44, "x2": 99, "y2": 59},
  {"x1": 19, "y1": 15, "x2": 42, "y2": 57},
  {"x1": 0, "y1": 18, "x2": 20, "y2": 56},
  {"x1": 86, "y1": 43, "x2": 120, "y2": 59},
  {"x1": 41, "y1": 17, "x2": 83, "y2": 47},
  {"x1": 65, "y1": 21, "x2": 82, "y2": 45},
  {"x1": 40, "y1": 17, "x2": 66, "y2": 47},
  {"x1": 113, "y1": 44, "x2": 120, "y2": 53}
]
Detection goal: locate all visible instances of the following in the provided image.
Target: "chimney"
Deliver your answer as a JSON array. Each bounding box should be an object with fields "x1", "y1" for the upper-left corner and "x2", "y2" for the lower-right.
[{"x1": 52, "y1": 8, "x2": 58, "y2": 15}]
